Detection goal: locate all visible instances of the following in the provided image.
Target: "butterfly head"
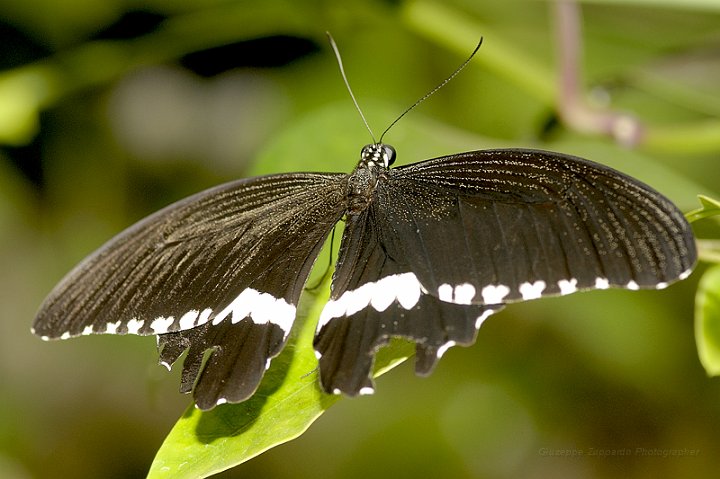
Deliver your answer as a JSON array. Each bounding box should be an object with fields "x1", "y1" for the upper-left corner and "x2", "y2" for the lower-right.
[{"x1": 361, "y1": 143, "x2": 396, "y2": 169}]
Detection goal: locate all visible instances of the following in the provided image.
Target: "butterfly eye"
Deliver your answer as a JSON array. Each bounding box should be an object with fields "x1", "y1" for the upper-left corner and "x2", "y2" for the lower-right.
[
  {"x1": 383, "y1": 145, "x2": 396, "y2": 166},
  {"x1": 360, "y1": 144, "x2": 374, "y2": 159}
]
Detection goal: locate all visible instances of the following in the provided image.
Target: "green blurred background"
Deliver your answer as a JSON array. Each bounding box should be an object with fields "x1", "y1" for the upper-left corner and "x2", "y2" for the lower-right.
[{"x1": 2, "y1": 0, "x2": 720, "y2": 477}]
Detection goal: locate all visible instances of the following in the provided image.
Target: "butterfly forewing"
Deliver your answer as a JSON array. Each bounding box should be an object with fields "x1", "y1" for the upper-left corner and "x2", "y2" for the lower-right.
[
  {"x1": 315, "y1": 148, "x2": 696, "y2": 396},
  {"x1": 387, "y1": 149, "x2": 695, "y2": 298}
]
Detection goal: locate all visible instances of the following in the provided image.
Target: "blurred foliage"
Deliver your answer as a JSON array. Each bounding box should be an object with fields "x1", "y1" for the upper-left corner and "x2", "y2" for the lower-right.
[
  {"x1": 2, "y1": 0, "x2": 720, "y2": 478},
  {"x1": 696, "y1": 265, "x2": 720, "y2": 376}
]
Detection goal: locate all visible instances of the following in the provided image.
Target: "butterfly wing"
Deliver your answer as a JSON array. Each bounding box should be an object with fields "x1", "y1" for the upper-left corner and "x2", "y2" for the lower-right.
[
  {"x1": 313, "y1": 206, "x2": 504, "y2": 394},
  {"x1": 34, "y1": 172, "x2": 347, "y2": 409},
  {"x1": 388, "y1": 149, "x2": 696, "y2": 296},
  {"x1": 315, "y1": 148, "x2": 696, "y2": 395}
]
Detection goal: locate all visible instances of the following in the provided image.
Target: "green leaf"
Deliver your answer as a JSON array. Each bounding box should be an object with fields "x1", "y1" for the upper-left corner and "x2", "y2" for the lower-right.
[
  {"x1": 695, "y1": 265, "x2": 720, "y2": 376},
  {"x1": 148, "y1": 283, "x2": 413, "y2": 478},
  {"x1": 147, "y1": 281, "x2": 336, "y2": 479},
  {"x1": 686, "y1": 195, "x2": 720, "y2": 223}
]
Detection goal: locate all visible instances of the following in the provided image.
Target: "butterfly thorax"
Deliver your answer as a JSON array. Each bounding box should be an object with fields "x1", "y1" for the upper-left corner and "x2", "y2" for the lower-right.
[{"x1": 346, "y1": 143, "x2": 396, "y2": 215}]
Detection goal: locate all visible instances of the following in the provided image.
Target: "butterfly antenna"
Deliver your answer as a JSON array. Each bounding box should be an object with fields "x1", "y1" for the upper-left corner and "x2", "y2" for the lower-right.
[
  {"x1": 379, "y1": 37, "x2": 483, "y2": 143},
  {"x1": 327, "y1": 32, "x2": 378, "y2": 144}
]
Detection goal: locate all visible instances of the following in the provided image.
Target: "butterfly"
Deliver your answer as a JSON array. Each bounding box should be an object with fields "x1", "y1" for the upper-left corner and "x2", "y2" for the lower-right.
[{"x1": 32, "y1": 37, "x2": 697, "y2": 410}]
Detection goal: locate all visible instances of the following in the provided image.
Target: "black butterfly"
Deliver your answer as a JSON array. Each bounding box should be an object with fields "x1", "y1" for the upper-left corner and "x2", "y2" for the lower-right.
[{"x1": 32, "y1": 40, "x2": 697, "y2": 411}]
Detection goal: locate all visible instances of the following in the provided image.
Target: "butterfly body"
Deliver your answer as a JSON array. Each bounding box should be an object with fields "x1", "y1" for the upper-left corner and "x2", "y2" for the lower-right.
[
  {"x1": 33, "y1": 146, "x2": 696, "y2": 409},
  {"x1": 345, "y1": 144, "x2": 394, "y2": 214}
]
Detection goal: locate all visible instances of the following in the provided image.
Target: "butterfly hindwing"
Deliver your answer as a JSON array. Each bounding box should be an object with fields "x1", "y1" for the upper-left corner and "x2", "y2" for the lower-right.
[
  {"x1": 314, "y1": 206, "x2": 505, "y2": 395},
  {"x1": 315, "y1": 148, "x2": 695, "y2": 395},
  {"x1": 158, "y1": 318, "x2": 286, "y2": 409},
  {"x1": 34, "y1": 172, "x2": 347, "y2": 408}
]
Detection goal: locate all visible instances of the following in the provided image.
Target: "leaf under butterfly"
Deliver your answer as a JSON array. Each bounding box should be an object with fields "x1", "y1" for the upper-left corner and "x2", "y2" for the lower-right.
[{"x1": 148, "y1": 277, "x2": 415, "y2": 479}]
